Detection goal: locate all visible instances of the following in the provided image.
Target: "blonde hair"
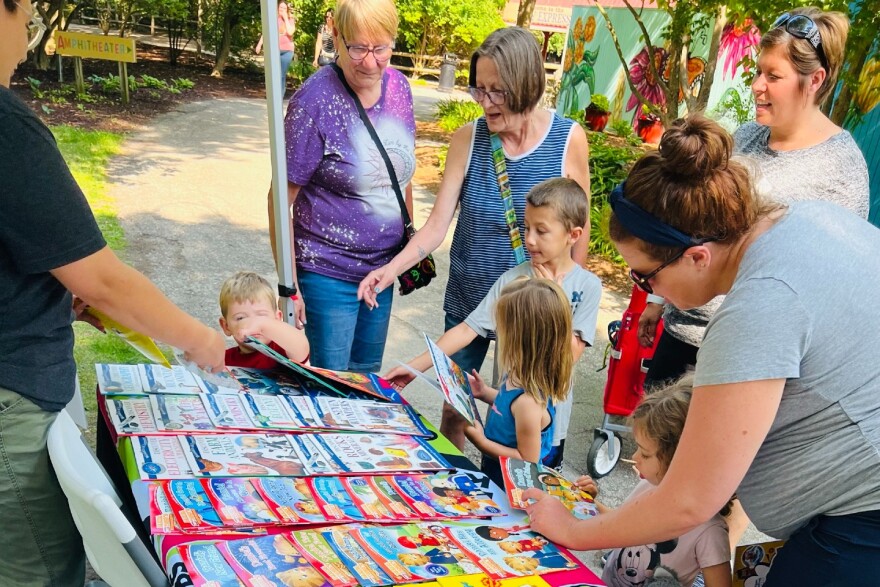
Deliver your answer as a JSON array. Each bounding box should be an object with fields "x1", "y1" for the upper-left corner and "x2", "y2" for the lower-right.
[
  {"x1": 526, "y1": 177, "x2": 588, "y2": 231},
  {"x1": 334, "y1": 0, "x2": 398, "y2": 45},
  {"x1": 469, "y1": 27, "x2": 545, "y2": 115},
  {"x1": 494, "y1": 278, "x2": 573, "y2": 406},
  {"x1": 219, "y1": 272, "x2": 277, "y2": 317},
  {"x1": 760, "y1": 7, "x2": 849, "y2": 105},
  {"x1": 608, "y1": 115, "x2": 781, "y2": 263}
]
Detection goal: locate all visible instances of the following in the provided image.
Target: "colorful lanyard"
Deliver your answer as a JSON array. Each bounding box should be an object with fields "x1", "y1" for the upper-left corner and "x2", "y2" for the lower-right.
[{"x1": 489, "y1": 132, "x2": 527, "y2": 265}]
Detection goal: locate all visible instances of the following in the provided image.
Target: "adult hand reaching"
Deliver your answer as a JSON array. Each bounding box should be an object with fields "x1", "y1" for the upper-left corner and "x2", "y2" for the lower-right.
[
  {"x1": 357, "y1": 264, "x2": 398, "y2": 308},
  {"x1": 638, "y1": 302, "x2": 663, "y2": 348},
  {"x1": 183, "y1": 326, "x2": 227, "y2": 374},
  {"x1": 522, "y1": 487, "x2": 580, "y2": 546}
]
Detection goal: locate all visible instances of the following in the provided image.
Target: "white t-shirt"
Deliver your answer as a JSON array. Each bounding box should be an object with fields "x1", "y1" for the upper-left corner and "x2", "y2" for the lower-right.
[{"x1": 603, "y1": 481, "x2": 730, "y2": 587}]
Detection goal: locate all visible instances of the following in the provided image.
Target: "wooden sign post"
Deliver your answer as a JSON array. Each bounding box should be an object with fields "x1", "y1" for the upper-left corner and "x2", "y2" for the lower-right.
[{"x1": 54, "y1": 31, "x2": 137, "y2": 103}]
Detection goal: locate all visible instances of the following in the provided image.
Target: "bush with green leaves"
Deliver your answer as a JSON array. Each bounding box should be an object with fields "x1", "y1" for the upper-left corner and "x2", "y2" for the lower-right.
[
  {"x1": 588, "y1": 93, "x2": 610, "y2": 113},
  {"x1": 435, "y1": 98, "x2": 483, "y2": 132}
]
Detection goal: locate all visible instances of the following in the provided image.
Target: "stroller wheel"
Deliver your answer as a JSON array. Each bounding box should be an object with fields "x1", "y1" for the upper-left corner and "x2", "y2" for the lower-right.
[{"x1": 587, "y1": 432, "x2": 621, "y2": 478}]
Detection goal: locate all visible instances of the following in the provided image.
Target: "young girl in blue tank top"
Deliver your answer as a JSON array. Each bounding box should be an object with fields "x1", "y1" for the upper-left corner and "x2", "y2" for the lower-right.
[{"x1": 463, "y1": 278, "x2": 573, "y2": 486}]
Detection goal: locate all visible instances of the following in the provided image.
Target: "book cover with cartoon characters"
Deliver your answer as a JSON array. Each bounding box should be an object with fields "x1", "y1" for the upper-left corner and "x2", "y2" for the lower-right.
[
  {"x1": 342, "y1": 477, "x2": 408, "y2": 521},
  {"x1": 252, "y1": 478, "x2": 326, "y2": 524},
  {"x1": 182, "y1": 434, "x2": 307, "y2": 477},
  {"x1": 150, "y1": 394, "x2": 216, "y2": 433},
  {"x1": 308, "y1": 477, "x2": 367, "y2": 522},
  {"x1": 499, "y1": 457, "x2": 598, "y2": 520},
  {"x1": 149, "y1": 482, "x2": 179, "y2": 534},
  {"x1": 106, "y1": 397, "x2": 160, "y2": 435},
  {"x1": 218, "y1": 534, "x2": 331, "y2": 587},
  {"x1": 287, "y1": 529, "x2": 359, "y2": 587},
  {"x1": 202, "y1": 478, "x2": 280, "y2": 527},
  {"x1": 319, "y1": 526, "x2": 393, "y2": 587},
  {"x1": 732, "y1": 540, "x2": 785, "y2": 587},
  {"x1": 422, "y1": 472, "x2": 504, "y2": 518},
  {"x1": 436, "y1": 573, "x2": 553, "y2": 587},
  {"x1": 309, "y1": 433, "x2": 451, "y2": 475},
  {"x1": 132, "y1": 435, "x2": 194, "y2": 480},
  {"x1": 366, "y1": 476, "x2": 419, "y2": 520},
  {"x1": 163, "y1": 479, "x2": 264, "y2": 535},
  {"x1": 441, "y1": 525, "x2": 579, "y2": 579},
  {"x1": 179, "y1": 541, "x2": 244, "y2": 587},
  {"x1": 423, "y1": 335, "x2": 482, "y2": 426},
  {"x1": 390, "y1": 475, "x2": 455, "y2": 519}
]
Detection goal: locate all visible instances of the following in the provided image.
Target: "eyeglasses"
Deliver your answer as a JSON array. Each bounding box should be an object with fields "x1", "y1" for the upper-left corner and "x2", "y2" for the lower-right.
[
  {"x1": 468, "y1": 86, "x2": 509, "y2": 106},
  {"x1": 15, "y1": 2, "x2": 46, "y2": 51},
  {"x1": 771, "y1": 13, "x2": 828, "y2": 73},
  {"x1": 629, "y1": 249, "x2": 687, "y2": 295},
  {"x1": 340, "y1": 34, "x2": 393, "y2": 64}
]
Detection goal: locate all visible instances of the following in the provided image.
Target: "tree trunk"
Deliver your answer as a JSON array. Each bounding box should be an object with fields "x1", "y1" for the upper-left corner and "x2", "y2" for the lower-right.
[
  {"x1": 211, "y1": 9, "x2": 233, "y2": 77},
  {"x1": 829, "y1": 38, "x2": 871, "y2": 125},
  {"x1": 694, "y1": 6, "x2": 727, "y2": 114},
  {"x1": 517, "y1": 0, "x2": 536, "y2": 28}
]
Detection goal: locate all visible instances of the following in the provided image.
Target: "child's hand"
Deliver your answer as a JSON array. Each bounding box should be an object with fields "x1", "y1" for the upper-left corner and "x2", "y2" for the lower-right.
[
  {"x1": 463, "y1": 421, "x2": 485, "y2": 444},
  {"x1": 467, "y1": 369, "x2": 489, "y2": 402},
  {"x1": 574, "y1": 475, "x2": 599, "y2": 498},
  {"x1": 383, "y1": 365, "x2": 416, "y2": 391},
  {"x1": 531, "y1": 262, "x2": 566, "y2": 286}
]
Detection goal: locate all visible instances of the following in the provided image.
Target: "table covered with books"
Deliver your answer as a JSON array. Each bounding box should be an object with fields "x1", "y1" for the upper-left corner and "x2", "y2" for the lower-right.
[{"x1": 94, "y1": 350, "x2": 606, "y2": 587}]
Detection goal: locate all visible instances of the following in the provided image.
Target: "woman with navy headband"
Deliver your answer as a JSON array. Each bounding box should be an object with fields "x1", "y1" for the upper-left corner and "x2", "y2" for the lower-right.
[{"x1": 524, "y1": 115, "x2": 880, "y2": 585}]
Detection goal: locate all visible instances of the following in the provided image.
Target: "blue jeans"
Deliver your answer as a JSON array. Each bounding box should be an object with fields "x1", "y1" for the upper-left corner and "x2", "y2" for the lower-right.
[
  {"x1": 764, "y1": 509, "x2": 880, "y2": 586},
  {"x1": 299, "y1": 271, "x2": 393, "y2": 373},
  {"x1": 279, "y1": 50, "x2": 294, "y2": 91},
  {"x1": 444, "y1": 313, "x2": 490, "y2": 375}
]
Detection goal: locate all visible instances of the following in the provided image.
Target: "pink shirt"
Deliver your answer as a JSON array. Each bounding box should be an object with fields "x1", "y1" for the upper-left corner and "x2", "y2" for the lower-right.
[{"x1": 278, "y1": 14, "x2": 294, "y2": 52}]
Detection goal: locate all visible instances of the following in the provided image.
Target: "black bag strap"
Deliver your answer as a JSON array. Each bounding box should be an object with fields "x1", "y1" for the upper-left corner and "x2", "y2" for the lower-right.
[{"x1": 332, "y1": 64, "x2": 414, "y2": 236}]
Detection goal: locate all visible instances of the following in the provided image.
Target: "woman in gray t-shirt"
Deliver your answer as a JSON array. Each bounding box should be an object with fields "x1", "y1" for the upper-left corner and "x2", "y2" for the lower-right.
[{"x1": 525, "y1": 114, "x2": 880, "y2": 586}]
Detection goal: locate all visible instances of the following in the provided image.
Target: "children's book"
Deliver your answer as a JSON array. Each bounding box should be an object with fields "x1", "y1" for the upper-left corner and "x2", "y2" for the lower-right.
[
  {"x1": 231, "y1": 367, "x2": 308, "y2": 396},
  {"x1": 365, "y1": 476, "x2": 419, "y2": 520},
  {"x1": 106, "y1": 397, "x2": 160, "y2": 435},
  {"x1": 252, "y1": 478, "x2": 325, "y2": 524},
  {"x1": 441, "y1": 525, "x2": 579, "y2": 579},
  {"x1": 96, "y1": 364, "x2": 150, "y2": 395},
  {"x1": 245, "y1": 338, "x2": 392, "y2": 402},
  {"x1": 174, "y1": 348, "x2": 243, "y2": 393},
  {"x1": 132, "y1": 435, "x2": 194, "y2": 480},
  {"x1": 499, "y1": 457, "x2": 598, "y2": 520},
  {"x1": 310, "y1": 397, "x2": 429, "y2": 436},
  {"x1": 349, "y1": 523, "x2": 472, "y2": 584},
  {"x1": 149, "y1": 482, "x2": 179, "y2": 534},
  {"x1": 308, "y1": 477, "x2": 366, "y2": 522},
  {"x1": 306, "y1": 433, "x2": 452, "y2": 475},
  {"x1": 423, "y1": 335, "x2": 483, "y2": 426},
  {"x1": 288, "y1": 435, "x2": 347, "y2": 476},
  {"x1": 218, "y1": 534, "x2": 331, "y2": 587},
  {"x1": 179, "y1": 541, "x2": 245, "y2": 587},
  {"x1": 283, "y1": 396, "x2": 323, "y2": 428},
  {"x1": 732, "y1": 540, "x2": 785, "y2": 587},
  {"x1": 150, "y1": 394, "x2": 216, "y2": 433},
  {"x1": 390, "y1": 474, "x2": 504, "y2": 519},
  {"x1": 342, "y1": 477, "x2": 408, "y2": 521},
  {"x1": 437, "y1": 574, "x2": 552, "y2": 587},
  {"x1": 85, "y1": 307, "x2": 171, "y2": 368},
  {"x1": 96, "y1": 363, "x2": 203, "y2": 395},
  {"x1": 287, "y1": 529, "x2": 360, "y2": 587},
  {"x1": 319, "y1": 525, "x2": 393, "y2": 587},
  {"x1": 202, "y1": 393, "x2": 256, "y2": 430},
  {"x1": 182, "y1": 434, "x2": 307, "y2": 478},
  {"x1": 164, "y1": 478, "x2": 252, "y2": 535},
  {"x1": 202, "y1": 478, "x2": 280, "y2": 527},
  {"x1": 241, "y1": 394, "x2": 306, "y2": 429},
  {"x1": 540, "y1": 566, "x2": 605, "y2": 587}
]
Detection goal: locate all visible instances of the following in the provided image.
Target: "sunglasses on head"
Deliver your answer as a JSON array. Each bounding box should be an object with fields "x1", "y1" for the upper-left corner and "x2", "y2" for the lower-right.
[{"x1": 772, "y1": 12, "x2": 828, "y2": 73}]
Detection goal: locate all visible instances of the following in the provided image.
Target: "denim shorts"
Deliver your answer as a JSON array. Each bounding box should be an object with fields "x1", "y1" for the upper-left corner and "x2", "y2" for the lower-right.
[{"x1": 299, "y1": 270, "x2": 393, "y2": 373}]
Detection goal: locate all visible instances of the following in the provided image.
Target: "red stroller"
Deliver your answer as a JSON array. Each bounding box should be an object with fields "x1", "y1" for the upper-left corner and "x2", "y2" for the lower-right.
[{"x1": 587, "y1": 285, "x2": 663, "y2": 478}]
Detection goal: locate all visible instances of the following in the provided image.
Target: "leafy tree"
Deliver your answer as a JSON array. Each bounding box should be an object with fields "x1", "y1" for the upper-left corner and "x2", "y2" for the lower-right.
[{"x1": 517, "y1": 0, "x2": 535, "y2": 27}]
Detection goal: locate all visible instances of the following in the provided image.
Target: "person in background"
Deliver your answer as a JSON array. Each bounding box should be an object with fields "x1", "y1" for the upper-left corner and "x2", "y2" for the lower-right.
[
  {"x1": 358, "y1": 27, "x2": 590, "y2": 451},
  {"x1": 1, "y1": 3, "x2": 225, "y2": 584},
  {"x1": 636, "y1": 7, "x2": 869, "y2": 549},
  {"x1": 384, "y1": 178, "x2": 602, "y2": 468},
  {"x1": 313, "y1": 8, "x2": 337, "y2": 67},
  {"x1": 525, "y1": 115, "x2": 880, "y2": 586},
  {"x1": 219, "y1": 271, "x2": 310, "y2": 368},
  {"x1": 270, "y1": 0, "x2": 414, "y2": 373},
  {"x1": 256, "y1": 0, "x2": 296, "y2": 93},
  {"x1": 464, "y1": 278, "x2": 573, "y2": 487}
]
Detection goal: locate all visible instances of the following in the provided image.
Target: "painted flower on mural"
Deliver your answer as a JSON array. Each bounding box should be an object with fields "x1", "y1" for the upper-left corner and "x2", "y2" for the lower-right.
[
  {"x1": 564, "y1": 49, "x2": 574, "y2": 73},
  {"x1": 573, "y1": 17, "x2": 584, "y2": 41},
  {"x1": 719, "y1": 19, "x2": 760, "y2": 80},
  {"x1": 626, "y1": 47, "x2": 668, "y2": 112},
  {"x1": 584, "y1": 16, "x2": 597, "y2": 43},
  {"x1": 574, "y1": 40, "x2": 585, "y2": 64}
]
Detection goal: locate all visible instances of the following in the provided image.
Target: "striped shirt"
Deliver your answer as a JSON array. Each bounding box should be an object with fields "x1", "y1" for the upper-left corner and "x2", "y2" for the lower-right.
[{"x1": 444, "y1": 114, "x2": 576, "y2": 321}]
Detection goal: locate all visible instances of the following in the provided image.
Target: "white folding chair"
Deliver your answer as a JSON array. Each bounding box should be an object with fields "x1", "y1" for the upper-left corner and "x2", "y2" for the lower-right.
[{"x1": 47, "y1": 410, "x2": 170, "y2": 587}]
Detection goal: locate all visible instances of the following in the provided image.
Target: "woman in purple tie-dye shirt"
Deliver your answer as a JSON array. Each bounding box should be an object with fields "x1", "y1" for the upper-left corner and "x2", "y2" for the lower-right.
[{"x1": 269, "y1": 0, "x2": 415, "y2": 373}]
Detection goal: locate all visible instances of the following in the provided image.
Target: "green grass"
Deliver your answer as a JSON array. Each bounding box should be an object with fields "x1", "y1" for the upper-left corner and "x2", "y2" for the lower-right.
[{"x1": 52, "y1": 126, "x2": 152, "y2": 439}]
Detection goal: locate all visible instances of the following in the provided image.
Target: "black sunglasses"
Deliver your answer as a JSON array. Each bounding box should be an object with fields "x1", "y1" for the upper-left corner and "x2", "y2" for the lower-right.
[
  {"x1": 772, "y1": 13, "x2": 828, "y2": 73},
  {"x1": 629, "y1": 249, "x2": 687, "y2": 295}
]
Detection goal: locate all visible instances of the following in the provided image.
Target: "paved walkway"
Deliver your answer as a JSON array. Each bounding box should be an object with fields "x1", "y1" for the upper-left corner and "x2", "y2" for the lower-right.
[{"x1": 107, "y1": 85, "x2": 764, "y2": 572}]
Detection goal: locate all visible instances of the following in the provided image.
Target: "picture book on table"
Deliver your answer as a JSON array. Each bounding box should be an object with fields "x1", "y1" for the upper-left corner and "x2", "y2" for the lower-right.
[
  {"x1": 349, "y1": 523, "x2": 474, "y2": 584},
  {"x1": 149, "y1": 482, "x2": 179, "y2": 534},
  {"x1": 499, "y1": 457, "x2": 598, "y2": 520},
  {"x1": 133, "y1": 435, "x2": 194, "y2": 480},
  {"x1": 320, "y1": 526, "x2": 393, "y2": 587},
  {"x1": 539, "y1": 566, "x2": 605, "y2": 587},
  {"x1": 365, "y1": 476, "x2": 420, "y2": 520},
  {"x1": 203, "y1": 478, "x2": 280, "y2": 527},
  {"x1": 150, "y1": 394, "x2": 216, "y2": 432},
  {"x1": 310, "y1": 397, "x2": 428, "y2": 436},
  {"x1": 232, "y1": 367, "x2": 309, "y2": 396},
  {"x1": 245, "y1": 338, "x2": 392, "y2": 402},
  {"x1": 182, "y1": 434, "x2": 307, "y2": 477},
  {"x1": 732, "y1": 540, "x2": 785, "y2": 587},
  {"x1": 218, "y1": 534, "x2": 332, "y2": 587},
  {"x1": 441, "y1": 525, "x2": 579, "y2": 579},
  {"x1": 241, "y1": 394, "x2": 307, "y2": 429},
  {"x1": 97, "y1": 363, "x2": 205, "y2": 395},
  {"x1": 287, "y1": 529, "x2": 359, "y2": 587},
  {"x1": 174, "y1": 349, "x2": 243, "y2": 394},
  {"x1": 423, "y1": 335, "x2": 482, "y2": 426},
  {"x1": 107, "y1": 397, "x2": 160, "y2": 435},
  {"x1": 252, "y1": 478, "x2": 325, "y2": 524},
  {"x1": 437, "y1": 573, "x2": 552, "y2": 587},
  {"x1": 202, "y1": 393, "x2": 255, "y2": 430},
  {"x1": 342, "y1": 477, "x2": 410, "y2": 521},
  {"x1": 390, "y1": 474, "x2": 503, "y2": 519},
  {"x1": 303, "y1": 433, "x2": 452, "y2": 475},
  {"x1": 178, "y1": 541, "x2": 244, "y2": 587},
  {"x1": 308, "y1": 477, "x2": 367, "y2": 522}
]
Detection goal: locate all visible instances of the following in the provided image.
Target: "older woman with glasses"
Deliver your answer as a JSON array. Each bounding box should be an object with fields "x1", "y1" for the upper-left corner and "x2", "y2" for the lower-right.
[
  {"x1": 525, "y1": 114, "x2": 880, "y2": 586},
  {"x1": 271, "y1": 0, "x2": 415, "y2": 374},
  {"x1": 359, "y1": 27, "x2": 590, "y2": 461},
  {"x1": 1, "y1": 2, "x2": 225, "y2": 585}
]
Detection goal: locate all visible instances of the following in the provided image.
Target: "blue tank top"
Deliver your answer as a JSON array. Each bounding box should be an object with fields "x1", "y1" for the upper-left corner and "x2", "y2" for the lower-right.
[
  {"x1": 483, "y1": 381, "x2": 556, "y2": 461},
  {"x1": 444, "y1": 114, "x2": 575, "y2": 321}
]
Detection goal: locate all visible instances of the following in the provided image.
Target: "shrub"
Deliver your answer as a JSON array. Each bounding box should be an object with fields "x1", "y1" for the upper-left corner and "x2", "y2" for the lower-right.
[
  {"x1": 588, "y1": 93, "x2": 610, "y2": 113},
  {"x1": 435, "y1": 98, "x2": 483, "y2": 132}
]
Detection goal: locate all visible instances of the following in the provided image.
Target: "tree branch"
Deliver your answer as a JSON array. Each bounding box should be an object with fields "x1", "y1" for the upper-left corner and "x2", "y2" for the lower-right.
[
  {"x1": 695, "y1": 6, "x2": 726, "y2": 113},
  {"x1": 622, "y1": 0, "x2": 669, "y2": 98}
]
